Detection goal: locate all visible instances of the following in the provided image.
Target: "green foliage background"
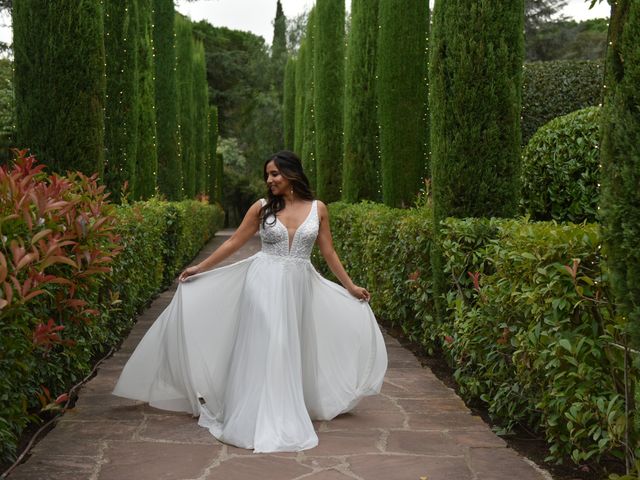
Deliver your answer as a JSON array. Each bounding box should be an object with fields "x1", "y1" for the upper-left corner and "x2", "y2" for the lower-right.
[
  {"x1": 13, "y1": 0, "x2": 106, "y2": 176},
  {"x1": 599, "y1": 0, "x2": 640, "y2": 348},
  {"x1": 104, "y1": 0, "x2": 139, "y2": 202},
  {"x1": 134, "y1": 0, "x2": 158, "y2": 200},
  {"x1": 522, "y1": 60, "x2": 603, "y2": 144},
  {"x1": 341, "y1": 0, "x2": 380, "y2": 202},
  {"x1": 313, "y1": 0, "x2": 345, "y2": 202},
  {"x1": 521, "y1": 107, "x2": 601, "y2": 223},
  {"x1": 376, "y1": 0, "x2": 429, "y2": 207},
  {"x1": 153, "y1": 0, "x2": 183, "y2": 200},
  {"x1": 283, "y1": 57, "x2": 297, "y2": 151}
]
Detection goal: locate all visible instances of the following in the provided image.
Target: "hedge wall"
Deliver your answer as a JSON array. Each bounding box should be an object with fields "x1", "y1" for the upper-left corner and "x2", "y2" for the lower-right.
[
  {"x1": 341, "y1": 0, "x2": 380, "y2": 202},
  {"x1": 313, "y1": 0, "x2": 345, "y2": 202},
  {"x1": 13, "y1": 0, "x2": 106, "y2": 177},
  {"x1": 315, "y1": 202, "x2": 628, "y2": 465},
  {"x1": 522, "y1": 60, "x2": 603, "y2": 144},
  {"x1": 0, "y1": 154, "x2": 223, "y2": 464}
]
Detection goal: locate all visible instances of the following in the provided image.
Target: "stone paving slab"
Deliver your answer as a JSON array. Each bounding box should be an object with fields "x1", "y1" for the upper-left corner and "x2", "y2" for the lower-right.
[{"x1": 9, "y1": 230, "x2": 552, "y2": 480}]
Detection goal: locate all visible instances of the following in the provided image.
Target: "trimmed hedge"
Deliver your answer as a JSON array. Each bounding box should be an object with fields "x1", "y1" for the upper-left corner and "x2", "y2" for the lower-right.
[
  {"x1": 520, "y1": 106, "x2": 601, "y2": 223},
  {"x1": 0, "y1": 155, "x2": 223, "y2": 464},
  {"x1": 315, "y1": 202, "x2": 627, "y2": 465},
  {"x1": 522, "y1": 60, "x2": 603, "y2": 144}
]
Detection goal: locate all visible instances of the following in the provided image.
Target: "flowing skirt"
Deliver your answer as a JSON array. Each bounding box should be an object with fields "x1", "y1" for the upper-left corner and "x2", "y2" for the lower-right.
[{"x1": 111, "y1": 251, "x2": 388, "y2": 453}]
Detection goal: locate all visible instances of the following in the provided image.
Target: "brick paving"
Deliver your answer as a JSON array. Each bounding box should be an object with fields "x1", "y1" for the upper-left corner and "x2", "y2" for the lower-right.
[{"x1": 9, "y1": 230, "x2": 552, "y2": 480}]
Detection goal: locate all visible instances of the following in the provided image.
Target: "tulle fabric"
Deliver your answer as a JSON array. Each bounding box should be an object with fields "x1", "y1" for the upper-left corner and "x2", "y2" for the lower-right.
[{"x1": 111, "y1": 251, "x2": 387, "y2": 453}]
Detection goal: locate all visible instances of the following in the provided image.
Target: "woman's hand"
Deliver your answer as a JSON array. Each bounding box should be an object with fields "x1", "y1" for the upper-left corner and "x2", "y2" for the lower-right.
[
  {"x1": 348, "y1": 284, "x2": 371, "y2": 302},
  {"x1": 179, "y1": 265, "x2": 202, "y2": 282}
]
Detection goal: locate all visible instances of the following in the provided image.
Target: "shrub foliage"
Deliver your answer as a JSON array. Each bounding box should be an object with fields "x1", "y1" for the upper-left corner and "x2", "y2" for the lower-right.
[
  {"x1": 521, "y1": 106, "x2": 601, "y2": 223},
  {"x1": 315, "y1": 202, "x2": 629, "y2": 465},
  {"x1": 341, "y1": 0, "x2": 380, "y2": 202},
  {"x1": 0, "y1": 153, "x2": 223, "y2": 464},
  {"x1": 599, "y1": 0, "x2": 640, "y2": 350},
  {"x1": 522, "y1": 60, "x2": 603, "y2": 144}
]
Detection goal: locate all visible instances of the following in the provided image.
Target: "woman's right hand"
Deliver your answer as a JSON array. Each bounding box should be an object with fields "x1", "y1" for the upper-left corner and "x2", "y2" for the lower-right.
[{"x1": 179, "y1": 265, "x2": 202, "y2": 282}]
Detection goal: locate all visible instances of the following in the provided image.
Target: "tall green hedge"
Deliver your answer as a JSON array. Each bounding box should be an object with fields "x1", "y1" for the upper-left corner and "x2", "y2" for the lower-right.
[
  {"x1": 342, "y1": 0, "x2": 380, "y2": 202},
  {"x1": 294, "y1": 44, "x2": 307, "y2": 156},
  {"x1": 135, "y1": 0, "x2": 158, "y2": 199},
  {"x1": 300, "y1": 8, "x2": 317, "y2": 190},
  {"x1": 13, "y1": 0, "x2": 106, "y2": 176},
  {"x1": 600, "y1": 0, "x2": 640, "y2": 347},
  {"x1": 313, "y1": 0, "x2": 345, "y2": 202},
  {"x1": 153, "y1": 0, "x2": 182, "y2": 200},
  {"x1": 192, "y1": 41, "x2": 209, "y2": 196},
  {"x1": 176, "y1": 14, "x2": 195, "y2": 198},
  {"x1": 0, "y1": 59, "x2": 15, "y2": 164},
  {"x1": 208, "y1": 105, "x2": 219, "y2": 201},
  {"x1": 104, "y1": 0, "x2": 139, "y2": 202},
  {"x1": 214, "y1": 152, "x2": 223, "y2": 205},
  {"x1": 430, "y1": 0, "x2": 524, "y2": 221},
  {"x1": 522, "y1": 60, "x2": 604, "y2": 144},
  {"x1": 377, "y1": 0, "x2": 429, "y2": 207},
  {"x1": 430, "y1": 0, "x2": 525, "y2": 320},
  {"x1": 283, "y1": 57, "x2": 297, "y2": 151}
]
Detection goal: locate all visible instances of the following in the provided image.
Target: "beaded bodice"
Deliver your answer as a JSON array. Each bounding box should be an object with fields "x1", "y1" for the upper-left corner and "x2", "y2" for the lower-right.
[{"x1": 259, "y1": 199, "x2": 319, "y2": 260}]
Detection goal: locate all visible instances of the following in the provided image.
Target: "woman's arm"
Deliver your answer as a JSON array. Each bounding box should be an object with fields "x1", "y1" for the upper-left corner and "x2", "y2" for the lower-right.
[
  {"x1": 179, "y1": 200, "x2": 263, "y2": 282},
  {"x1": 315, "y1": 201, "x2": 370, "y2": 301}
]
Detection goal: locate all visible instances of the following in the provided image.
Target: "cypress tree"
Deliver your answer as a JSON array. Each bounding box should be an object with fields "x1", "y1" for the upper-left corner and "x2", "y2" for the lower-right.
[
  {"x1": 104, "y1": 0, "x2": 139, "y2": 202},
  {"x1": 176, "y1": 14, "x2": 195, "y2": 198},
  {"x1": 300, "y1": 8, "x2": 316, "y2": 190},
  {"x1": 214, "y1": 152, "x2": 223, "y2": 205},
  {"x1": 153, "y1": 0, "x2": 182, "y2": 200},
  {"x1": 271, "y1": 0, "x2": 288, "y2": 99},
  {"x1": 192, "y1": 41, "x2": 209, "y2": 196},
  {"x1": 430, "y1": 0, "x2": 524, "y2": 220},
  {"x1": 208, "y1": 105, "x2": 219, "y2": 201},
  {"x1": 377, "y1": 0, "x2": 430, "y2": 207},
  {"x1": 314, "y1": 0, "x2": 345, "y2": 202},
  {"x1": 283, "y1": 56, "x2": 297, "y2": 151},
  {"x1": 294, "y1": 43, "x2": 307, "y2": 156},
  {"x1": 600, "y1": 0, "x2": 640, "y2": 345},
  {"x1": 429, "y1": 0, "x2": 524, "y2": 320},
  {"x1": 135, "y1": 0, "x2": 158, "y2": 199},
  {"x1": 342, "y1": 0, "x2": 380, "y2": 202},
  {"x1": 13, "y1": 0, "x2": 105, "y2": 176}
]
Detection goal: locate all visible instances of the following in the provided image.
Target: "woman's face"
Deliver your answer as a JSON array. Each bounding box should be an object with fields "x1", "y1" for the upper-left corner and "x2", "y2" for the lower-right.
[{"x1": 265, "y1": 160, "x2": 291, "y2": 196}]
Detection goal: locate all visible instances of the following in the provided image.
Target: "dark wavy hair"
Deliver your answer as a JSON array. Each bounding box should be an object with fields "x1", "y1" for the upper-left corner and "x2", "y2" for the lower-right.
[{"x1": 261, "y1": 150, "x2": 314, "y2": 227}]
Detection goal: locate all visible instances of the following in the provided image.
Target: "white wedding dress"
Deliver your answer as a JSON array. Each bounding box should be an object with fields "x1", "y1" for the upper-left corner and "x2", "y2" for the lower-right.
[{"x1": 111, "y1": 199, "x2": 388, "y2": 452}]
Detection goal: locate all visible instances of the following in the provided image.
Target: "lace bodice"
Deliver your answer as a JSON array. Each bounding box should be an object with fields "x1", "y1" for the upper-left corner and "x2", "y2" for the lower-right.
[{"x1": 259, "y1": 199, "x2": 319, "y2": 260}]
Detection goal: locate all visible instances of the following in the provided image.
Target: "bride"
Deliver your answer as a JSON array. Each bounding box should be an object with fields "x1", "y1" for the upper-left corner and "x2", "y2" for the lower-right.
[{"x1": 112, "y1": 150, "x2": 388, "y2": 453}]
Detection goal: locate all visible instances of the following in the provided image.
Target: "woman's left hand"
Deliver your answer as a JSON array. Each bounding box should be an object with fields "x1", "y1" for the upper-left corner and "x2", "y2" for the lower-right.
[{"x1": 348, "y1": 284, "x2": 371, "y2": 302}]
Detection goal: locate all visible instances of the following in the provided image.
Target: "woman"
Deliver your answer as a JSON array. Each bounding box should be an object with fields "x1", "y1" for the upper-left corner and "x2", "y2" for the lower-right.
[{"x1": 112, "y1": 150, "x2": 388, "y2": 453}]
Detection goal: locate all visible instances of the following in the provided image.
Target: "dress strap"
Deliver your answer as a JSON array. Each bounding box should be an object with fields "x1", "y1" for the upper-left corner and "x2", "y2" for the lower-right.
[{"x1": 260, "y1": 198, "x2": 267, "y2": 207}]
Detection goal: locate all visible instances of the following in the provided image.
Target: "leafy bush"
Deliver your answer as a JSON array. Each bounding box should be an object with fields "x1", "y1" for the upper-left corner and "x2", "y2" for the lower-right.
[
  {"x1": 520, "y1": 106, "x2": 601, "y2": 222},
  {"x1": 319, "y1": 201, "x2": 628, "y2": 465},
  {"x1": 0, "y1": 152, "x2": 223, "y2": 464},
  {"x1": 522, "y1": 60, "x2": 603, "y2": 144},
  {"x1": 440, "y1": 217, "x2": 624, "y2": 464}
]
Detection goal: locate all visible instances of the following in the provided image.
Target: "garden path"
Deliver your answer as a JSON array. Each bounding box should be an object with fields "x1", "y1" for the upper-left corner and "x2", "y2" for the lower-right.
[{"x1": 9, "y1": 230, "x2": 552, "y2": 480}]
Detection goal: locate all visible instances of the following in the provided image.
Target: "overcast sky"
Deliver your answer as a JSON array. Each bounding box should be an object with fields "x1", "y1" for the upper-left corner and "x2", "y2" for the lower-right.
[
  {"x1": 0, "y1": 0, "x2": 610, "y2": 48},
  {"x1": 175, "y1": 0, "x2": 610, "y2": 46}
]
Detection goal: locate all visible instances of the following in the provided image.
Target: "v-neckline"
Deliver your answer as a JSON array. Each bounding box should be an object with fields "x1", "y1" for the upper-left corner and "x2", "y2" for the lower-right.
[{"x1": 276, "y1": 200, "x2": 315, "y2": 254}]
